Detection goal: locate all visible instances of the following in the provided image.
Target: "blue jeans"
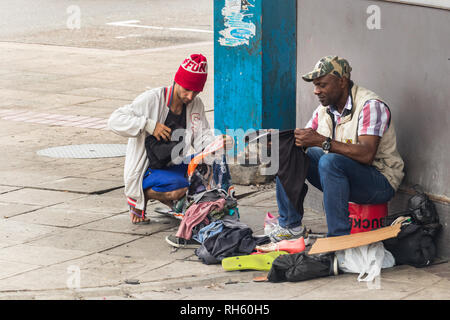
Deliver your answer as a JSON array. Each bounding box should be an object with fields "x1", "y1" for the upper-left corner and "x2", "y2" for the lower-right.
[{"x1": 276, "y1": 147, "x2": 395, "y2": 237}]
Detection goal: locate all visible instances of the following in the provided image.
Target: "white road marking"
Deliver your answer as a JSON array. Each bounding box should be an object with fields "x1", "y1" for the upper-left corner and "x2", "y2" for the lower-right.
[
  {"x1": 0, "y1": 40, "x2": 213, "y2": 57},
  {"x1": 115, "y1": 34, "x2": 143, "y2": 39},
  {"x1": 106, "y1": 20, "x2": 213, "y2": 34}
]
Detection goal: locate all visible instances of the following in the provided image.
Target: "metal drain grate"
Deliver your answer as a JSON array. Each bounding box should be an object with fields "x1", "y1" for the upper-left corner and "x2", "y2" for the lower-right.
[{"x1": 37, "y1": 144, "x2": 127, "y2": 159}]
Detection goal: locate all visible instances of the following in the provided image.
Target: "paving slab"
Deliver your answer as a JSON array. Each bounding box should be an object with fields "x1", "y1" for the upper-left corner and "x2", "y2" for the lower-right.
[
  {"x1": 0, "y1": 239, "x2": 20, "y2": 250},
  {"x1": 237, "y1": 190, "x2": 277, "y2": 206},
  {"x1": 52, "y1": 105, "x2": 117, "y2": 118},
  {"x1": 138, "y1": 259, "x2": 224, "y2": 284},
  {"x1": 27, "y1": 228, "x2": 140, "y2": 253},
  {"x1": 8, "y1": 207, "x2": 116, "y2": 228},
  {"x1": 98, "y1": 187, "x2": 128, "y2": 199},
  {"x1": 35, "y1": 177, "x2": 123, "y2": 194},
  {"x1": 0, "y1": 202, "x2": 42, "y2": 219},
  {"x1": 27, "y1": 93, "x2": 102, "y2": 108},
  {"x1": 0, "y1": 71, "x2": 69, "y2": 86},
  {"x1": 426, "y1": 261, "x2": 450, "y2": 279},
  {"x1": 78, "y1": 212, "x2": 178, "y2": 236},
  {"x1": 378, "y1": 264, "x2": 444, "y2": 287},
  {"x1": 0, "y1": 252, "x2": 190, "y2": 293},
  {"x1": 0, "y1": 219, "x2": 62, "y2": 245},
  {"x1": 0, "y1": 188, "x2": 86, "y2": 206},
  {"x1": 238, "y1": 205, "x2": 276, "y2": 235},
  {"x1": 0, "y1": 186, "x2": 22, "y2": 194},
  {"x1": 0, "y1": 169, "x2": 65, "y2": 188},
  {"x1": 0, "y1": 88, "x2": 43, "y2": 100},
  {"x1": 0, "y1": 260, "x2": 41, "y2": 280},
  {"x1": 72, "y1": 97, "x2": 129, "y2": 109},
  {"x1": 101, "y1": 230, "x2": 194, "y2": 262},
  {"x1": 19, "y1": 78, "x2": 120, "y2": 94},
  {"x1": 0, "y1": 244, "x2": 91, "y2": 267},
  {"x1": 50, "y1": 193, "x2": 128, "y2": 214},
  {"x1": 0, "y1": 262, "x2": 118, "y2": 292},
  {"x1": 167, "y1": 279, "x2": 326, "y2": 300},
  {"x1": 71, "y1": 166, "x2": 124, "y2": 182},
  {"x1": 292, "y1": 271, "x2": 425, "y2": 300},
  {"x1": 61, "y1": 87, "x2": 138, "y2": 101},
  {"x1": 403, "y1": 279, "x2": 450, "y2": 300},
  {"x1": 230, "y1": 184, "x2": 260, "y2": 196},
  {"x1": 0, "y1": 39, "x2": 447, "y2": 301},
  {"x1": 0, "y1": 254, "x2": 153, "y2": 295}
]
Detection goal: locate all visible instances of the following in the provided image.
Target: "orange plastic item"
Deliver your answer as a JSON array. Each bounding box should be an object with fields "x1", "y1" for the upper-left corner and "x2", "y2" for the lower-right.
[
  {"x1": 256, "y1": 237, "x2": 305, "y2": 254},
  {"x1": 187, "y1": 136, "x2": 225, "y2": 178}
]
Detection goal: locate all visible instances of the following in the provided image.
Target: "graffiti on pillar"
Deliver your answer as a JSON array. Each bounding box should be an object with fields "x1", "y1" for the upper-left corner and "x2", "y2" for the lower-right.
[{"x1": 219, "y1": 0, "x2": 256, "y2": 47}]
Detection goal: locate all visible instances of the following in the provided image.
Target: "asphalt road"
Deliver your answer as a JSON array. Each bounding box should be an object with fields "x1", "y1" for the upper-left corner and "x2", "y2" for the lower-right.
[{"x1": 0, "y1": 0, "x2": 213, "y2": 50}]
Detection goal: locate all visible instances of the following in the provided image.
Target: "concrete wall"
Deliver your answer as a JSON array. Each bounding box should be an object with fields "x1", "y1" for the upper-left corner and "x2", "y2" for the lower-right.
[{"x1": 296, "y1": 0, "x2": 450, "y2": 257}]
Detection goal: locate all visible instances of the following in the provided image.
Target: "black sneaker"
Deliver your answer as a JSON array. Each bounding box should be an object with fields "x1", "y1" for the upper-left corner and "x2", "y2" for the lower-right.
[{"x1": 165, "y1": 234, "x2": 200, "y2": 249}]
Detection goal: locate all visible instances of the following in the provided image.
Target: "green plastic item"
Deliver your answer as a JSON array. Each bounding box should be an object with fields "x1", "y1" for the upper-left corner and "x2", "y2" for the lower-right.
[{"x1": 221, "y1": 251, "x2": 288, "y2": 272}]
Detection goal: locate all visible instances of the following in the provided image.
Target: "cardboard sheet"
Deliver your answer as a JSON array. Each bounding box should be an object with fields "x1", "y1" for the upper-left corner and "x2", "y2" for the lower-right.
[{"x1": 307, "y1": 224, "x2": 402, "y2": 255}]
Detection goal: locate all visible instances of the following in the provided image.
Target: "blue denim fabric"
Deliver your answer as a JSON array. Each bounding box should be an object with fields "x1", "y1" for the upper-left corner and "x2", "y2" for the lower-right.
[
  {"x1": 143, "y1": 154, "x2": 195, "y2": 192},
  {"x1": 276, "y1": 147, "x2": 395, "y2": 237},
  {"x1": 193, "y1": 220, "x2": 224, "y2": 243}
]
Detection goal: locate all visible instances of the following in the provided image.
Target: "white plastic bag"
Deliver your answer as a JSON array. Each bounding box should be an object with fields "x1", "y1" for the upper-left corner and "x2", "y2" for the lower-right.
[{"x1": 335, "y1": 241, "x2": 395, "y2": 282}]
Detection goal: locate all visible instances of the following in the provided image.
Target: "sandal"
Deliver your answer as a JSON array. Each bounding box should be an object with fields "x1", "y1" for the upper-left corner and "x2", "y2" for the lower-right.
[
  {"x1": 130, "y1": 206, "x2": 150, "y2": 225},
  {"x1": 221, "y1": 251, "x2": 289, "y2": 272}
]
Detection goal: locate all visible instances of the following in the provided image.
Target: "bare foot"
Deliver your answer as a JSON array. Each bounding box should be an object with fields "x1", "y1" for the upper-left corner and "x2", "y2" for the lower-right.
[{"x1": 130, "y1": 207, "x2": 150, "y2": 224}]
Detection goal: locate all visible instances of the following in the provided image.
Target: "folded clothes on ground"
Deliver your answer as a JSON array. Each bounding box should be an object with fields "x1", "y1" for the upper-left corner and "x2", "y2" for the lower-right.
[
  {"x1": 193, "y1": 220, "x2": 224, "y2": 243},
  {"x1": 195, "y1": 225, "x2": 270, "y2": 265},
  {"x1": 176, "y1": 198, "x2": 226, "y2": 240}
]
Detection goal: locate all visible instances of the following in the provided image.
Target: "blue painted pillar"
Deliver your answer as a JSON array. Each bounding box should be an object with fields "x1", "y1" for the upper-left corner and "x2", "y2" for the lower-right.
[{"x1": 214, "y1": 0, "x2": 297, "y2": 136}]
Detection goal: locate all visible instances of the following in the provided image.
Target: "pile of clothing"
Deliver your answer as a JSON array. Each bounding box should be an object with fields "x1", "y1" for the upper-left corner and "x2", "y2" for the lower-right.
[{"x1": 171, "y1": 157, "x2": 270, "y2": 265}]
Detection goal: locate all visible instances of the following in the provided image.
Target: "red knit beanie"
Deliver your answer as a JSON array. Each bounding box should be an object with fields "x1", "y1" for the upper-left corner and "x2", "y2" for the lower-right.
[{"x1": 174, "y1": 54, "x2": 208, "y2": 92}]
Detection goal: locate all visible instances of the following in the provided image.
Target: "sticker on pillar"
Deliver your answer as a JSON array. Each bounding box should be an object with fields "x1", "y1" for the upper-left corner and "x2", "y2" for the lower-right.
[{"x1": 219, "y1": 0, "x2": 256, "y2": 47}]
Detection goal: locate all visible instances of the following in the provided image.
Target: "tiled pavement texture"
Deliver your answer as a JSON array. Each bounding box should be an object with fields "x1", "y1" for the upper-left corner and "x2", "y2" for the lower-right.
[{"x1": 0, "y1": 41, "x2": 448, "y2": 300}]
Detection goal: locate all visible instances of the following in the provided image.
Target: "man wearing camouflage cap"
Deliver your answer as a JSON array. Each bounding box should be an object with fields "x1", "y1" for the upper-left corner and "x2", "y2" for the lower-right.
[{"x1": 269, "y1": 55, "x2": 404, "y2": 241}]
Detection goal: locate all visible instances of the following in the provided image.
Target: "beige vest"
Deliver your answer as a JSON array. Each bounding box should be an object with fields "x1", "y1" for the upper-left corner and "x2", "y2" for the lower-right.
[{"x1": 315, "y1": 83, "x2": 404, "y2": 191}]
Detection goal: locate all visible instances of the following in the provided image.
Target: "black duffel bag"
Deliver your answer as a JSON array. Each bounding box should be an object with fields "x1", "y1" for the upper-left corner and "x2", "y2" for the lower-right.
[
  {"x1": 383, "y1": 223, "x2": 437, "y2": 267},
  {"x1": 383, "y1": 185, "x2": 442, "y2": 268}
]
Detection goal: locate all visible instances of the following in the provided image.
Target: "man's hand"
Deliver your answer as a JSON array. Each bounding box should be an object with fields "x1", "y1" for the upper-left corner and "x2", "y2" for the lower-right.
[
  {"x1": 153, "y1": 122, "x2": 172, "y2": 141},
  {"x1": 294, "y1": 128, "x2": 325, "y2": 147}
]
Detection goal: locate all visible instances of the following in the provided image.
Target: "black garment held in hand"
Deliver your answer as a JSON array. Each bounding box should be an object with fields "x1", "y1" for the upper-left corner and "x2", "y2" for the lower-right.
[
  {"x1": 145, "y1": 105, "x2": 187, "y2": 169},
  {"x1": 276, "y1": 129, "x2": 310, "y2": 215}
]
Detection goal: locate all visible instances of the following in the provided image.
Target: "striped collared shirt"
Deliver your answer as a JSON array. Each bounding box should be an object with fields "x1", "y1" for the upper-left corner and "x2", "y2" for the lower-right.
[{"x1": 306, "y1": 96, "x2": 390, "y2": 137}]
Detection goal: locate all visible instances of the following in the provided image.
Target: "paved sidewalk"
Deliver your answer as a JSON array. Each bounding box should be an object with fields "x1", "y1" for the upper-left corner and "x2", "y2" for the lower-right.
[{"x1": 0, "y1": 41, "x2": 448, "y2": 300}]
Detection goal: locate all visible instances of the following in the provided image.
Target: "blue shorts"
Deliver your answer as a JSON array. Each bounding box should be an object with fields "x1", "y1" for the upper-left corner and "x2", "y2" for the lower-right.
[{"x1": 142, "y1": 156, "x2": 193, "y2": 193}]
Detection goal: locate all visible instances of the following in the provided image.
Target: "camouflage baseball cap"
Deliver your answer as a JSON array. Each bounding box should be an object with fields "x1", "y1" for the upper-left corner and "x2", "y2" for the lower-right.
[{"x1": 302, "y1": 55, "x2": 352, "y2": 82}]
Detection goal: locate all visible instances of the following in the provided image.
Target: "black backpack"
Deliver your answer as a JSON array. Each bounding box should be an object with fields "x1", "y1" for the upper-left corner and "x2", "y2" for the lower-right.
[
  {"x1": 408, "y1": 185, "x2": 440, "y2": 227},
  {"x1": 383, "y1": 185, "x2": 441, "y2": 268}
]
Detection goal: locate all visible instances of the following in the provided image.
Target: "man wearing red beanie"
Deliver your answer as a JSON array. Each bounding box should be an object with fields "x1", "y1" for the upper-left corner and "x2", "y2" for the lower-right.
[{"x1": 108, "y1": 53, "x2": 217, "y2": 226}]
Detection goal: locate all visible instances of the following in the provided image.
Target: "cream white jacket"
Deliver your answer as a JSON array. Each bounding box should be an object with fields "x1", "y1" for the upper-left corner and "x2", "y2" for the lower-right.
[
  {"x1": 314, "y1": 84, "x2": 404, "y2": 191},
  {"x1": 108, "y1": 86, "x2": 215, "y2": 210}
]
